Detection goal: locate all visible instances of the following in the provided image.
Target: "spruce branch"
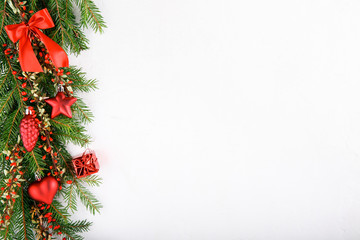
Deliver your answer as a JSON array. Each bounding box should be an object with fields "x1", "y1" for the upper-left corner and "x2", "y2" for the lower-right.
[
  {"x1": 0, "y1": 0, "x2": 105, "y2": 238},
  {"x1": 76, "y1": 0, "x2": 106, "y2": 33}
]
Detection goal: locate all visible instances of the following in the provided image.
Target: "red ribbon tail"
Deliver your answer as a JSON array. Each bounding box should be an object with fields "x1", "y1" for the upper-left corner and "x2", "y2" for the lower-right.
[
  {"x1": 35, "y1": 29, "x2": 69, "y2": 68},
  {"x1": 18, "y1": 37, "x2": 43, "y2": 72}
]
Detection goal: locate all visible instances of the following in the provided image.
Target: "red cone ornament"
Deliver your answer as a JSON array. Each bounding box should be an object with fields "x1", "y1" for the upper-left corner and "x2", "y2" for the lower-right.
[
  {"x1": 20, "y1": 113, "x2": 39, "y2": 152},
  {"x1": 45, "y1": 91, "x2": 77, "y2": 118},
  {"x1": 28, "y1": 176, "x2": 59, "y2": 204}
]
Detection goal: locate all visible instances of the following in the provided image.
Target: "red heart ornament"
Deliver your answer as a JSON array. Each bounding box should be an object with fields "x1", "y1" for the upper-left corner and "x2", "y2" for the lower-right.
[{"x1": 28, "y1": 176, "x2": 59, "y2": 204}]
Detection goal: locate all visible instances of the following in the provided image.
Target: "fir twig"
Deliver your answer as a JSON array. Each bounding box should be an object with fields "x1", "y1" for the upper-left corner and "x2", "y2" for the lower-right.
[{"x1": 0, "y1": 0, "x2": 105, "y2": 238}]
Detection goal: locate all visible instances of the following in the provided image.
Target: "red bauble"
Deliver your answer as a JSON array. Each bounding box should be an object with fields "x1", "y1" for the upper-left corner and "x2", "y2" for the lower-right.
[
  {"x1": 72, "y1": 150, "x2": 100, "y2": 178},
  {"x1": 45, "y1": 92, "x2": 77, "y2": 118},
  {"x1": 28, "y1": 176, "x2": 59, "y2": 204},
  {"x1": 20, "y1": 115, "x2": 39, "y2": 152}
]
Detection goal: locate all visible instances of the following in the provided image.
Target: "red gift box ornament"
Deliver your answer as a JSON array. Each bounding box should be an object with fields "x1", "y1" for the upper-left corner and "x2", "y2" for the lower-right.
[
  {"x1": 5, "y1": 8, "x2": 69, "y2": 72},
  {"x1": 72, "y1": 150, "x2": 100, "y2": 178}
]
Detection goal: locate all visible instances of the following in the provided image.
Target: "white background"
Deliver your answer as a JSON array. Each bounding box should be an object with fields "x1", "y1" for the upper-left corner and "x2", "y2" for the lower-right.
[{"x1": 68, "y1": 0, "x2": 360, "y2": 239}]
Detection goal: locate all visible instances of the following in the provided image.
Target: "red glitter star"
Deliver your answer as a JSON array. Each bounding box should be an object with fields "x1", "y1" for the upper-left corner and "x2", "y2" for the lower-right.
[{"x1": 45, "y1": 92, "x2": 77, "y2": 118}]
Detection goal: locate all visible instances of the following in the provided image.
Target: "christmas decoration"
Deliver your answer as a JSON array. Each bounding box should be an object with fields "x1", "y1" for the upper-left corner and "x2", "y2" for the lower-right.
[
  {"x1": 73, "y1": 149, "x2": 100, "y2": 178},
  {"x1": 19, "y1": 110, "x2": 39, "y2": 152},
  {"x1": 28, "y1": 176, "x2": 59, "y2": 205},
  {"x1": 0, "y1": 0, "x2": 105, "y2": 238},
  {"x1": 45, "y1": 89, "x2": 77, "y2": 118},
  {"x1": 4, "y1": 8, "x2": 69, "y2": 72}
]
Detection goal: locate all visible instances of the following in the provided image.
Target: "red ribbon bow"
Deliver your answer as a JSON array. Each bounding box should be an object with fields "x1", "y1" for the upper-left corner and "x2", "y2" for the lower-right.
[{"x1": 5, "y1": 9, "x2": 69, "y2": 72}]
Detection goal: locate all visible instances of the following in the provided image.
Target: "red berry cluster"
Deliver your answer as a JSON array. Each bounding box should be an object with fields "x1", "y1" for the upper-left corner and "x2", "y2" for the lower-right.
[{"x1": 0, "y1": 147, "x2": 25, "y2": 227}]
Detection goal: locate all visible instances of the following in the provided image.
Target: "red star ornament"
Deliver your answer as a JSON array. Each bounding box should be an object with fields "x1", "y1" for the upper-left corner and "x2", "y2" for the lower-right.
[{"x1": 45, "y1": 92, "x2": 77, "y2": 118}]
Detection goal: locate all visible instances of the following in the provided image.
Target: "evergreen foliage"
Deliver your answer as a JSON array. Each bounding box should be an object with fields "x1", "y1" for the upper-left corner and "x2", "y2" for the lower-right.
[{"x1": 0, "y1": 0, "x2": 105, "y2": 239}]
